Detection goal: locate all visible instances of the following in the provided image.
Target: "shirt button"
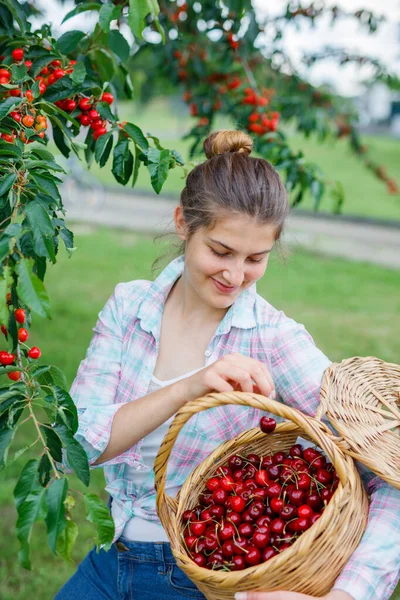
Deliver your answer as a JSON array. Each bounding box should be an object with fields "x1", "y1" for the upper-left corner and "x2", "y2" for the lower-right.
[{"x1": 205, "y1": 350, "x2": 212, "y2": 357}]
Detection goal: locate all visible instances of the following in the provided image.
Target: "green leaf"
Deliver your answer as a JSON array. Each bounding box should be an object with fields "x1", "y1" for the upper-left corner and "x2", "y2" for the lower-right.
[
  {"x1": 45, "y1": 478, "x2": 68, "y2": 553},
  {"x1": 56, "y1": 31, "x2": 87, "y2": 54},
  {"x1": 112, "y1": 139, "x2": 133, "y2": 185},
  {"x1": 0, "y1": 173, "x2": 16, "y2": 197},
  {"x1": 62, "y1": 2, "x2": 100, "y2": 23},
  {"x1": 108, "y1": 30, "x2": 130, "y2": 63},
  {"x1": 96, "y1": 101, "x2": 116, "y2": 123},
  {"x1": 95, "y1": 131, "x2": 113, "y2": 165},
  {"x1": 57, "y1": 519, "x2": 78, "y2": 561},
  {"x1": 52, "y1": 125, "x2": 71, "y2": 158},
  {"x1": 15, "y1": 258, "x2": 51, "y2": 318},
  {"x1": 43, "y1": 78, "x2": 75, "y2": 103},
  {"x1": 4, "y1": 0, "x2": 28, "y2": 33},
  {"x1": 84, "y1": 493, "x2": 114, "y2": 549},
  {"x1": 128, "y1": 0, "x2": 154, "y2": 40},
  {"x1": 14, "y1": 459, "x2": 40, "y2": 510},
  {"x1": 16, "y1": 488, "x2": 46, "y2": 569},
  {"x1": 31, "y1": 55, "x2": 58, "y2": 79},
  {"x1": 0, "y1": 96, "x2": 22, "y2": 119},
  {"x1": 11, "y1": 63, "x2": 27, "y2": 83},
  {"x1": 24, "y1": 200, "x2": 57, "y2": 263},
  {"x1": 123, "y1": 123, "x2": 148, "y2": 150},
  {"x1": 41, "y1": 426, "x2": 63, "y2": 462},
  {"x1": 148, "y1": 148, "x2": 170, "y2": 194},
  {"x1": 171, "y1": 149, "x2": 185, "y2": 166},
  {"x1": 0, "y1": 426, "x2": 14, "y2": 466},
  {"x1": 36, "y1": 365, "x2": 67, "y2": 389},
  {"x1": 38, "y1": 453, "x2": 52, "y2": 486},
  {"x1": 53, "y1": 385, "x2": 78, "y2": 433},
  {"x1": 131, "y1": 142, "x2": 140, "y2": 188},
  {"x1": 90, "y1": 48, "x2": 116, "y2": 82},
  {"x1": 54, "y1": 424, "x2": 90, "y2": 487},
  {"x1": 99, "y1": 3, "x2": 121, "y2": 32},
  {"x1": 70, "y1": 61, "x2": 86, "y2": 85}
]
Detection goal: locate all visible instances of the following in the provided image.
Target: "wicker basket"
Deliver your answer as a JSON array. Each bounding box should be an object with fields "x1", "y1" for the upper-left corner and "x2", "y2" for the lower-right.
[
  {"x1": 154, "y1": 392, "x2": 369, "y2": 599},
  {"x1": 318, "y1": 356, "x2": 400, "y2": 489}
]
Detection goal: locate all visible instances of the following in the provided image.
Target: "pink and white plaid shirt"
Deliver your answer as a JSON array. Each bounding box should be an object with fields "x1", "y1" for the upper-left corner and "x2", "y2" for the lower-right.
[{"x1": 70, "y1": 255, "x2": 400, "y2": 600}]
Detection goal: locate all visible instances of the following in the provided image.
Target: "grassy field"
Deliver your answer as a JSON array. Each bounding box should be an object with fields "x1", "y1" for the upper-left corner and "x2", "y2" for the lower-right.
[
  {"x1": 85, "y1": 97, "x2": 400, "y2": 222},
  {"x1": 0, "y1": 226, "x2": 399, "y2": 599}
]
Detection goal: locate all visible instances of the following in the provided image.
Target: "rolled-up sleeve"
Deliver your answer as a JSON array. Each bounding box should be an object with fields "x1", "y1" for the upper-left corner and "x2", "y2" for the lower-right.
[{"x1": 69, "y1": 283, "x2": 128, "y2": 466}]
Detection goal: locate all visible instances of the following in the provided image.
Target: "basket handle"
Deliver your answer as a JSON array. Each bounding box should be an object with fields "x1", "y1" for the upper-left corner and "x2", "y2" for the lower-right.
[{"x1": 154, "y1": 391, "x2": 350, "y2": 523}]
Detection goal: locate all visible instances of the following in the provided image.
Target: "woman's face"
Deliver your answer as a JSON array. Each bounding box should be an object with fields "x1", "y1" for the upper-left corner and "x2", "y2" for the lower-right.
[{"x1": 176, "y1": 208, "x2": 277, "y2": 311}]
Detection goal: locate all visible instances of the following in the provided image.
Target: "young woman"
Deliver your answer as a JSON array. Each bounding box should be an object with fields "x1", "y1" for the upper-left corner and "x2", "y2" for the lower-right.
[{"x1": 56, "y1": 130, "x2": 400, "y2": 600}]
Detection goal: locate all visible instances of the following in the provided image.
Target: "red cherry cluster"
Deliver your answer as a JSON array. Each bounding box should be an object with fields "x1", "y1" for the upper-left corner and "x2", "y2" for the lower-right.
[
  {"x1": 181, "y1": 419, "x2": 338, "y2": 571},
  {"x1": 247, "y1": 110, "x2": 280, "y2": 135},
  {"x1": 0, "y1": 306, "x2": 41, "y2": 381},
  {"x1": 67, "y1": 93, "x2": 114, "y2": 140}
]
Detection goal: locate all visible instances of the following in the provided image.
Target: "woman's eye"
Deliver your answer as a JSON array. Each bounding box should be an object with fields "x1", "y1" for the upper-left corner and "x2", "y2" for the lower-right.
[
  {"x1": 210, "y1": 248, "x2": 263, "y2": 264},
  {"x1": 210, "y1": 248, "x2": 228, "y2": 258},
  {"x1": 249, "y1": 257, "x2": 263, "y2": 264}
]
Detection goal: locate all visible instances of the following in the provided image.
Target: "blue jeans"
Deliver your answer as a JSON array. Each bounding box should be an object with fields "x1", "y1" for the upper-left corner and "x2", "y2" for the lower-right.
[{"x1": 55, "y1": 538, "x2": 207, "y2": 599}]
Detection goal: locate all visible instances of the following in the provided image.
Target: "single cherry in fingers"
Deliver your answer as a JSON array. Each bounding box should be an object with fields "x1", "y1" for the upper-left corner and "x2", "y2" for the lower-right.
[{"x1": 259, "y1": 416, "x2": 276, "y2": 433}]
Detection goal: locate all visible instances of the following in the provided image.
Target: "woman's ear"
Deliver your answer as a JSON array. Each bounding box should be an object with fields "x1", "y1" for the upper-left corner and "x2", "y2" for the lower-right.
[{"x1": 174, "y1": 205, "x2": 187, "y2": 241}]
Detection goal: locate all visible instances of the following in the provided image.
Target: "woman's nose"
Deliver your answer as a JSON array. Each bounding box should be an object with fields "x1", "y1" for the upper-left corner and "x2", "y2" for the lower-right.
[{"x1": 223, "y1": 264, "x2": 244, "y2": 287}]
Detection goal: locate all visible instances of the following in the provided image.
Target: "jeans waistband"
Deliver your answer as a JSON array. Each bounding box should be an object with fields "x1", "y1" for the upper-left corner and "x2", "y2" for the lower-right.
[{"x1": 116, "y1": 537, "x2": 177, "y2": 565}]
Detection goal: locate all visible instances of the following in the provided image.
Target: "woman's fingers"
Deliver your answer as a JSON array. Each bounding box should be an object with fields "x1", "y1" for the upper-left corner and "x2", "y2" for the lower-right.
[{"x1": 224, "y1": 354, "x2": 275, "y2": 398}]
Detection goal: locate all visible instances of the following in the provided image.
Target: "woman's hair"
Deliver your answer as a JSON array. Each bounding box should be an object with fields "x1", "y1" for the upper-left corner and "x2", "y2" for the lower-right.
[{"x1": 152, "y1": 129, "x2": 289, "y2": 273}]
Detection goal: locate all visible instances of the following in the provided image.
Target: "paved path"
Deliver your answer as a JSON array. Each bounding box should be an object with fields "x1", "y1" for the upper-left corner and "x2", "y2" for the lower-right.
[{"x1": 63, "y1": 187, "x2": 400, "y2": 270}]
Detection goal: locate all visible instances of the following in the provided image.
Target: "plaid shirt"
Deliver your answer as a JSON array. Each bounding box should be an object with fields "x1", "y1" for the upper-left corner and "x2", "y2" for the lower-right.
[{"x1": 70, "y1": 255, "x2": 400, "y2": 600}]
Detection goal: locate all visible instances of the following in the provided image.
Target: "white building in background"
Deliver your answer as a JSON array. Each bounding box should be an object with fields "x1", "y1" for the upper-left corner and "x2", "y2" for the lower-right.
[{"x1": 353, "y1": 84, "x2": 400, "y2": 136}]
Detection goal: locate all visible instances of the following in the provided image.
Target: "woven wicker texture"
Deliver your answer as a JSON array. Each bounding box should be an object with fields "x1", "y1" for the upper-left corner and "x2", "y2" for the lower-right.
[
  {"x1": 154, "y1": 392, "x2": 369, "y2": 599},
  {"x1": 318, "y1": 356, "x2": 400, "y2": 489}
]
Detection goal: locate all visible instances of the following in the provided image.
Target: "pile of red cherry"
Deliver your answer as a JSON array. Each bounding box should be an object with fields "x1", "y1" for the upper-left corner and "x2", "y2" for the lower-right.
[{"x1": 182, "y1": 417, "x2": 339, "y2": 571}]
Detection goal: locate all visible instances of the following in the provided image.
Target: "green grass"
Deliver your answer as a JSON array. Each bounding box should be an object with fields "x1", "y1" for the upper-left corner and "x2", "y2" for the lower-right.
[
  {"x1": 86, "y1": 97, "x2": 400, "y2": 223},
  {"x1": 0, "y1": 226, "x2": 399, "y2": 599}
]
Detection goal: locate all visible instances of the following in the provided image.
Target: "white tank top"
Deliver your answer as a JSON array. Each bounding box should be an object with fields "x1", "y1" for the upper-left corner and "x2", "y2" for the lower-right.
[{"x1": 111, "y1": 367, "x2": 204, "y2": 541}]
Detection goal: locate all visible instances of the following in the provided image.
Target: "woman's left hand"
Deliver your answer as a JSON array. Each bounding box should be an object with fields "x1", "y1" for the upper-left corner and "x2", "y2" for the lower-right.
[{"x1": 234, "y1": 591, "x2": 354, "y2": 600}]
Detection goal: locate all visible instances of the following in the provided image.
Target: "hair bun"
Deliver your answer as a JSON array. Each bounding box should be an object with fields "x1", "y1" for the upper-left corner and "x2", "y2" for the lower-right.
[{"x1": 203, "y1": 129, "x2": 253, "y2": 159}]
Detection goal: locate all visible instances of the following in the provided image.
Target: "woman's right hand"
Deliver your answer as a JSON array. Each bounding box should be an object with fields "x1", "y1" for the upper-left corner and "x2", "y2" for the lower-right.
[{"x1": 179, "y1": 352, "x2": 275, "y2": 404}]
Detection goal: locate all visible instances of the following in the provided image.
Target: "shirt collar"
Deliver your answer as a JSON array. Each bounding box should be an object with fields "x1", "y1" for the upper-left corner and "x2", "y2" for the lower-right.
[{"x1": 137, "y1": 255, "x2": 257, "y2": 339}]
